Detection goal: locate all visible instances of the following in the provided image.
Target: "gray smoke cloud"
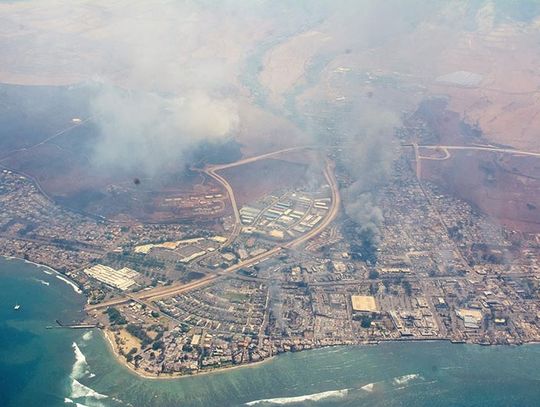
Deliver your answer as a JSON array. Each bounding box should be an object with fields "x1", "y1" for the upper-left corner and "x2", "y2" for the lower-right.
[
  {"x1": 0, "y1": 0, "x2": 428, "y2": 179},
  {"x1": 83, "y1": 1, "x2": 250, "y2": 175},
  {"x1": 339, "y1": 105, "x2": 401, "y2": 244},
  {"x1": 90, "y1": 87, "x2": 239, "y2": 174}
]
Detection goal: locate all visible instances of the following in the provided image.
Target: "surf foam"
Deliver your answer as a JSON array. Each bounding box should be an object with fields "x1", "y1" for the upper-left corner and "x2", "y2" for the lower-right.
[
  {"x1": 360, "y1": 383, "x2": 374, "y2": 392},
  {"x1": 56, "y1": 274, "x2": 82, "y2": 293},
  {"x1": 69, "y1": 343, "x2": 108, "y2": 404},
  {"x1": 71, "y1": 342, "x2": 89, "y2": 379},
  {"x1": 34, "y1": 278, "x2": 50, "y2": 286},
  {"x1": 71, "y1": 379, "x2": 108, "y2": 400},
  {"x1": 245, "y1": 389, "x2": 349, "y2": 405},
  {"x1": 64, "y1": 396, "x2": 92, "y2": 407},
  {"x1": 393, "y1": 374, "x2": 420, "y2": 386}
]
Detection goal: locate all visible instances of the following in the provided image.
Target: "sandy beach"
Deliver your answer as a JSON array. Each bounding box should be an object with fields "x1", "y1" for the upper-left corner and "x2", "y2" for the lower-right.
[{"x1": 101, "y1": 328, "x2": 276, "y2": 381}]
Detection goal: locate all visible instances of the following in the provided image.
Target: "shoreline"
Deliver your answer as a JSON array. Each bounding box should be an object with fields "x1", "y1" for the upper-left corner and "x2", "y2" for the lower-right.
[
  {"x1": 100, "y1": 328, "x2": 276, "y2": 380},
  {"x1": 99, "y1": 326, "x2": 533, "y2": 380},
  {"x1": 2, "y1": 255, "x2": 536, "y2": 380},
  {"x1": 2, "y1": 256, "x2": 82, "y2": 294}
]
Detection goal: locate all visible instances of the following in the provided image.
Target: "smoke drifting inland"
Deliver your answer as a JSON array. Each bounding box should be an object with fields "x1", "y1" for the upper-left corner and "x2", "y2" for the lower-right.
[
  {"x1": 339, "y1": 106, "x2": 401, "y2": 245},
  {"x1": 90, "y1": 87, "x2": 239, "y2": 174}
]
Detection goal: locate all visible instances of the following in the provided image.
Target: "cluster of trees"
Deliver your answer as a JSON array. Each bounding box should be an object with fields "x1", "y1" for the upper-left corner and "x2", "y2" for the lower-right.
[
  {"x1": 368, "y1": 270, "x2": 380, "y2": 279},
  {"x1": 353, "y1": 313, "x2": 375, "y2": 328},
  {"x1": 126, "y1": 323, "x2": 152, "y2": 347},
  {"x1": 126, "y1": 347, "x2": 137, "y2": 362},
  {"x1": 106, "y1": 307, "x2": 126, "y2": 325}
]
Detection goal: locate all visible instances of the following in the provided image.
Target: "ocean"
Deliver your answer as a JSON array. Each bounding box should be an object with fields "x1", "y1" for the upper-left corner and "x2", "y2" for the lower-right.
[{"x1": 1, "y1": 256, "x2": 540, "y2": 407}]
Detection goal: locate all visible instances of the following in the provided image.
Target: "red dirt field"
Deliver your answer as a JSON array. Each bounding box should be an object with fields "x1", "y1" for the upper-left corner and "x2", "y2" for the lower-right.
[
  {"x1": 412, "y1": 98, "x2": 485, "y2": 146},
  {"x1": 421, "y1": 150, "x2": 540, "y2": 233},
  {"x1": 220, "y1": 156, "x2": 324, "y2": 207},
  {"x1": 3, "y1": 144, "x2": 227, "y2": 223}
]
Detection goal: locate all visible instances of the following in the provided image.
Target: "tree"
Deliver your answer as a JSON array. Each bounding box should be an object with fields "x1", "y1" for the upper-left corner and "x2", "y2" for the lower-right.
[
  {"x1": 383, "y1": 280, "x2": 391, "y2": 292},
  {"x1": 368, "y1": 270, "x2": 380, "y2": 279},
  {"x1": 402, "y1": 280, "x2": 413, "y2": 296},
  {"x1": 126, "y1": 347, "x2": 137, "y2": 362},
  {"x1": 126, "y1": 324, "x2": 152, "y2": 347},
  {"x1": 175, "y1": 263, "x2": 186, "y2": 272},
  {"x1": 106, "y1": 307, "x2": 126, "y2": 325},
  {"x1": 360, "y1": 315, "x2": 373, "y2": 328}
]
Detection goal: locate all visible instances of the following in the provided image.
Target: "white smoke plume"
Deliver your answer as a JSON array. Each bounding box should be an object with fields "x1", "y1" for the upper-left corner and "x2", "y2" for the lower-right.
[{"x1": 90, "y1": 87, "x2": 239, "y2": 174}]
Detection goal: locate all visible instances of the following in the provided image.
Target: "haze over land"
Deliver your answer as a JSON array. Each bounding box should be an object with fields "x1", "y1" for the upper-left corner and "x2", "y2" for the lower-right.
[
  {"x1": 2, "y1": 1, "x2": 540, "y2": 405},
  {"x1": 1, "y1": 0, "x2": 539, "y2": 230}
]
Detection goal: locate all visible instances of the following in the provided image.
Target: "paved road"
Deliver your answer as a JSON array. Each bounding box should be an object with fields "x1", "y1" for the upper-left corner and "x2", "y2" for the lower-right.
[
  {"x1": 201, "y1": 146, "x2": 314, "y2": 246},
  {"x1": 0, "y1": 117, "x2": 92, "y2": 162},
  {"x1": 287, "y1": 157, "x2": 340, "y2": 249},
  {"x1": 86, "y1": 148, "x2": 340, "y2": 311},
  {"x1": 85, "y1": 274, "x2": 220, "y2": 311},
  {"x1": 209, "y1": 146, "x2": 313, "y2": 172},
  {"x1": 203, "y1": 166, "x2": 242, "y2": 245},
  {"x1": 417, "y1": 144, "x2": 540, "y2": 158}
]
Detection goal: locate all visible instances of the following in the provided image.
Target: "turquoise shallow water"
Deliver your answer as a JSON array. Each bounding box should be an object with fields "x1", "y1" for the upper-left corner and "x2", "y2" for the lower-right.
[{"x1": 1, "y1": 257, "x2": 540, "y2": 407}]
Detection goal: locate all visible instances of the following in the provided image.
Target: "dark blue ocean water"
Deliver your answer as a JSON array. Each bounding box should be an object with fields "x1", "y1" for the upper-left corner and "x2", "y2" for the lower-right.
[{"x1": 1, "y1": 257, "x2": 540, "y2": 407}]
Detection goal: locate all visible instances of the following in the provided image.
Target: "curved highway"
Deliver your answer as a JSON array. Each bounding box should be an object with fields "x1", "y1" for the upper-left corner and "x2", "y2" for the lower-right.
[{"x1": 87, "y1": 147, "x2": 340, "y2": 311}]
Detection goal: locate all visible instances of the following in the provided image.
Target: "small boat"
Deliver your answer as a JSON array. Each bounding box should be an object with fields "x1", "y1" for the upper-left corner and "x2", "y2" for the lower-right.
[{"x1": 14, "y1": 304, "x2": 20, "y2": 310}]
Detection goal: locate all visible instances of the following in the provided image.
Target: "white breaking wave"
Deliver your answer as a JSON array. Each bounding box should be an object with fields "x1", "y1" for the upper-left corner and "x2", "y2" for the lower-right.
[
  {"x1": 56, "y1": 274, "x2": 82, "y2": 293},
  {"x1": 360, "y1": 383, "x2": 374, "y2": 392},
  {"x1": 69, "y1": 343, "x2": 109, "y2": 404},
  {"x1": 71, "y1": 379, "x2": 108, "y2": 400},
  {"x1": 393, "y1": 374, "x2": 420, "y2": 386},
  {"x1": 34, "y1": 278, "x2": 50, "y2": 286},
  {"x1": 245, "y1": 389, "x2": 349, "y2": 405},
  {"x1": 71, "y1": 343, "x2": 89, "y2": 379},
  {"x1": 82, "y1": 331, "x2": 93, "y2": 341},
  {"x1": 21, "y1": 258, "x2": 55, "y2": 274},
  {"x1": 64, "y1": 396, "x2": 91, "y2": 407}
]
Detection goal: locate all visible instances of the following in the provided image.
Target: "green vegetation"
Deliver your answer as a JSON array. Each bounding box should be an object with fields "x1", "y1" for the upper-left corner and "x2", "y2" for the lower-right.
[
  {"x1": 402, "y1": 280, "x2": 413, "y2": 296},
  {"x1": 360, "y1": 316, "x2": 373, "y2": 328},
  {"x1": 368, "y1": 270, "x2": 380, "y2": 279},
  {"x1": 126, "y1": 347, "x2": 137, "y2": 362},
  {"x1": 182, "y1": 344, "x2": 193, "y2": 352},
  {"x1": 126, "y1": 324, "x2": 152, "y2": 347},
  {"x1": 353, "y1": 314, "x2": 373, "y2": 328},
  {"x1": 106, "y1": 307, "x2": 126, "y2": 325}
]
